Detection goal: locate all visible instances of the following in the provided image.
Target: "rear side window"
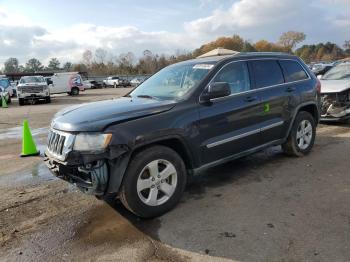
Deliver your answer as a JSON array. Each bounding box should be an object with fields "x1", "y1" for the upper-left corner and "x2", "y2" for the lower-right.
[
  {"x1": 279, "y1": 60, "x2": 308, "y2": 82},
  {"x1": 251, "y1": 60, "x2": 284, "y2": 88},
  {"x1": 212, "y1": 61, "x2": 251, "y2": 94}
]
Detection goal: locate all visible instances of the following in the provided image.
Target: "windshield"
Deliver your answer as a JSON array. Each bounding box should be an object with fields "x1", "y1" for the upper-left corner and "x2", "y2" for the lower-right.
[
  {"x1": 130, "y1": 62, "x2": 214, "y2": 100},
  {"x1": 0, "y1": 79, "x2": 10, "y2": 90},
  {"x1": 322, "y1": 64, "x2": 350, "y2": 80},
  {"x1": 20, "y1": 76, "x2": 45, "y2": 84}
]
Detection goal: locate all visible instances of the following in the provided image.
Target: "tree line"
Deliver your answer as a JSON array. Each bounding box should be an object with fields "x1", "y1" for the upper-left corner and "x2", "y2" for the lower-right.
[{"x1": 2, "y1": 31, "x2": 350, "y2": 76}]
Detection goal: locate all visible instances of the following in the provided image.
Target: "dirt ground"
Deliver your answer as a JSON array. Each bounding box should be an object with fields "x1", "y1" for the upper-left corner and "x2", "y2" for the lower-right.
[{"x1": 0, "y1": 89, "x2": 349, "y2": 262}]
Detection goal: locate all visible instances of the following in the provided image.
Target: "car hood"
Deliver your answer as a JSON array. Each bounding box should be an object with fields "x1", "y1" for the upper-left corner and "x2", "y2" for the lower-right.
[
  {"x1": 320, "y1": 79, "x2": 350, "y2": 93},
  {"x1": 51, "y1": 97, "x2": 176, "y2": 132},
  {"x1": 18, "y1": 83, "x2": 47, "y2": 87}
]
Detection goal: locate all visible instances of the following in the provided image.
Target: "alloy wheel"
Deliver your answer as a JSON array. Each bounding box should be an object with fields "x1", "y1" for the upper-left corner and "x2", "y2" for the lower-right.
[
  {"x1": 296, "y1": 120, "x2": 313, "y2": 150},
  {"x1": 136, "y1": 159, "x2": 177, "y2": 206}
]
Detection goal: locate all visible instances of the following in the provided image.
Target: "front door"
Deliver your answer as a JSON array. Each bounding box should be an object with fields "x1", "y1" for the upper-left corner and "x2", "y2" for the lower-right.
[{"x1": 198, "y1": 61, "x2": 263, "y2": 165}]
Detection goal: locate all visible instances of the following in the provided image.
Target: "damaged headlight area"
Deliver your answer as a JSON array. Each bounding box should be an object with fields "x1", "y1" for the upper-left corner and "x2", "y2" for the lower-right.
[
  {"x1": 74, "y1": 133, "x2": 112, "y2": 151},
  {"x1": 321, "y1": 90, "x2": 350, "y2": 119}
]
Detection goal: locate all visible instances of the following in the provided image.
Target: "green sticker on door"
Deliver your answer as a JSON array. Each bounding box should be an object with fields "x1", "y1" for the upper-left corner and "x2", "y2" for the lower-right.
[{"x1": 264, "y1": 103, "x2": 270, "y2": 113}]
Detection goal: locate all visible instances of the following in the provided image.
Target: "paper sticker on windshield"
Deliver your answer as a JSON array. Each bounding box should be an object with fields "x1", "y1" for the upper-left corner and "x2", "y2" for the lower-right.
[{"x1": 193, "y1": 64, "x2": 214, "y2": 70}]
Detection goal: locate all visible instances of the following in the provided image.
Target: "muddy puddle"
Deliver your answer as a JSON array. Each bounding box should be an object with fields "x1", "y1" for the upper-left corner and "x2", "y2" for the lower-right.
[
  {"x1": 0, "y1": 161, "x2": 56, "y2": 187},
  {"x1": 0, "y1": 126, "x2": 49, "y2": 140}
]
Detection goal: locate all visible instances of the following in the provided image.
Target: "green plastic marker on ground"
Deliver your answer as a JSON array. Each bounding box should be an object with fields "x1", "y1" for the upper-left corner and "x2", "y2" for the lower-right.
[
  {"x1": 1, "y1": 95, "x2": 8, "y2": 108},
  {"x1": 20, "y1": 119, "x2": 40, "y2": 157}
]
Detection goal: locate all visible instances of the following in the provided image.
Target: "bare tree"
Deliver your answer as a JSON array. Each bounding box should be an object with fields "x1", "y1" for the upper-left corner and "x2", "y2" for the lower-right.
[
  {"x1": 82, "y1": 50, "x2": 93, "y2": 65},
  {"x1": 344, "y1": 40, "x2": 350, "y2": 52},
  {"x1": 94, "y1": 48, "x2": 108, "y2": 64}
]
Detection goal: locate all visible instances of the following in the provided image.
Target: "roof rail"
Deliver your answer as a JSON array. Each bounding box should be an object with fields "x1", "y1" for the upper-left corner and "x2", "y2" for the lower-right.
[{"x1": 238, "y1": 52, "x2": 291, "y2": 56}]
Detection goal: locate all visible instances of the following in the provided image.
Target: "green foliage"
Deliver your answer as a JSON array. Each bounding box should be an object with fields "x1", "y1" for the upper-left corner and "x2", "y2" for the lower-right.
[
  {"x1": 4, "y1": 58, "x2": 19, "y2": 73},
  {"x1": 295, "y1": 42, "x2": 346, "y2": 63},
  {"x1": 47, "y1": 58, "x2": 60, "y2": 70},
  {"x1": 25, "y1": 58, "x2": 43, "y2": 73}
]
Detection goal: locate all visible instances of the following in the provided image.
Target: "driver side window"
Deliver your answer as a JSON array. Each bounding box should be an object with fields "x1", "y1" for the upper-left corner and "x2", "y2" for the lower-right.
[{"x1": 212, "y1": 61, "x2": 251, "y2": 94}]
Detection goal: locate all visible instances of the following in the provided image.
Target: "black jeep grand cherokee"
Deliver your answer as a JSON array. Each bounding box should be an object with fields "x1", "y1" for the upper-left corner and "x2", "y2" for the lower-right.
[{"x1": 45, "y1": 52, "x2": 320, "y2": 218}]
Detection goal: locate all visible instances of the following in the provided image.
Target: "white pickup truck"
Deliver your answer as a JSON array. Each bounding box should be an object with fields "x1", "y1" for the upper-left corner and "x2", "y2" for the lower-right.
[
  {"x1": 103, "y1": 76, "x2": 120, "y2": 88},
  {"x1": 17, "y1": 76, "x2": 50, "y2": 105}
]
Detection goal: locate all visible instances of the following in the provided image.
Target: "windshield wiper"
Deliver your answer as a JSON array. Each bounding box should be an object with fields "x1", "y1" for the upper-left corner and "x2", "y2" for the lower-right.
[{"x1": 136, "y1": 95, "x2": 158, "y2": 100}]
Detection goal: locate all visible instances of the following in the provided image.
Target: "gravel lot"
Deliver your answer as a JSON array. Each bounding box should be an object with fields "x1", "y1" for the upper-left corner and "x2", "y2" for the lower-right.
[{"x1": 0, "y1": 89, "x2": 349, "y2": 262}]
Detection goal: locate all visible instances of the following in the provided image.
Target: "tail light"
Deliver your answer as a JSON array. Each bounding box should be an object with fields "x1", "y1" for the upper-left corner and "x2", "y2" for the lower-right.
[{"x1": 316, "y1": 79, "x2": 321, "y2": 94}]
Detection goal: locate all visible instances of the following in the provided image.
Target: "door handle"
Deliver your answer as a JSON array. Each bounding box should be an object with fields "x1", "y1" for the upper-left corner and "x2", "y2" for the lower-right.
[
  {"x1": 286, "y1": 86, "x2": 296, "y2": 92},
  {"x1": 244, "y1": 96, "x2": 258, "y2": 102}
]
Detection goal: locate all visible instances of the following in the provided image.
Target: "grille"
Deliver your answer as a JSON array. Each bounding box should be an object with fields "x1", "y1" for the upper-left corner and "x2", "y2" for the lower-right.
[
  {"x1": 19, "y1": 86, "x2": 44, "y2": 93},
  {"x1": 47, "y1": 130, "x2": 66, "y2": 156}
]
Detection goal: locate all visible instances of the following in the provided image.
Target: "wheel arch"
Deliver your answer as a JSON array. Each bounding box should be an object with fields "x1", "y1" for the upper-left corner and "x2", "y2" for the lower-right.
[
  {"x1": 130, "y1": 136, "x2": 196, "y2": 170},
  {"x1": 106, "y1": 136, "x2": 195, "y2": 195},
  {"x1": 285, "y1": 102, "x2": 320, "y2": 139}
]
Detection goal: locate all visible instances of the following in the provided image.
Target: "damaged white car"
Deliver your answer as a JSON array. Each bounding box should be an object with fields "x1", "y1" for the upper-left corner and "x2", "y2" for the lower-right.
[{"x1": 320, "y1": 63, "x2": 350, "y2": 121}]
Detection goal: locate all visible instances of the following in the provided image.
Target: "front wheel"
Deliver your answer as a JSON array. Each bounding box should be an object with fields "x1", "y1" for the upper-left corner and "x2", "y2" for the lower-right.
[
  {"x1": 71, "y1": 87, "x2": 79, "y2": 96},
  {"x1": 19, "y1": 98, "x2": 25, "y2": 106},
  {"x1": 120, "y1": 146, "x2": 187, "y2": 218},
  {"x1": 282, "y1": 111, "x2": 316, "y2": 157},
  {"x1": 45, "y1": 96, "x2": 51, "y2": 103}
]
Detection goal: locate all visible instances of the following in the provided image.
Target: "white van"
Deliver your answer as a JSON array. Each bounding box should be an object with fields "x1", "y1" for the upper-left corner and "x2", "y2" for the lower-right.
[{"x1": 49, "y1": 72, "x2": 85, "y2": 96}]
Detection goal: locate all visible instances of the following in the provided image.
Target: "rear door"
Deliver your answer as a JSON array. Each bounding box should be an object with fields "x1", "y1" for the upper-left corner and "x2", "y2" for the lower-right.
[
  {"x1": 198, "y1": 61, "x2": 264, "y2": 165},
  {"x1": 249, "y1": 59, "x2": 304, "y2": 144}
]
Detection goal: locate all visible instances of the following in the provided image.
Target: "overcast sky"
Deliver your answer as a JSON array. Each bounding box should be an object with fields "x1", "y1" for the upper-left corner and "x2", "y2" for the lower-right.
[{"x1": 0, "y1": 0, "x2": 349, "y2": 65}]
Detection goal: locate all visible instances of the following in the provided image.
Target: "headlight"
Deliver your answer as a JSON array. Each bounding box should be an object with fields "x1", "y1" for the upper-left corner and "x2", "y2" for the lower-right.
[{"x1": 73, "y1": 133, "x2": 112, "y2": 151}]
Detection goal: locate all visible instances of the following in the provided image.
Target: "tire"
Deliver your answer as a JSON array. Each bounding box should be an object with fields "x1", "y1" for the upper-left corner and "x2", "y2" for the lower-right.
[
  {"x1": 45, "y1": 96, "x2": 51, "y2": 103},
  {"x1": 282, "y1": 111, "x2": 316, "y2": 157},
  {"x1": 19, "y1": 98, "x2": 25, "y2": 106},
  {"x1": 71, "y1": 87, "x2": 79, "y2": 96},
  {"x1": 120, "y1": 145, "x2": 187, "y2": 218},
  {"x1": 7, "y1": 96, "x2": 11, "y2": 104}
]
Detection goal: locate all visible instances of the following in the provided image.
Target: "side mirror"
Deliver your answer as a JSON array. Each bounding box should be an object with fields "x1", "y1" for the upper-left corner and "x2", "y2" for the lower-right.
[
  {"x1": 200, "y1": 82, "x2": 231, "y2": 103},
  {"x1": 317, "y1": 74, "x2": 323, "y2": 80}
]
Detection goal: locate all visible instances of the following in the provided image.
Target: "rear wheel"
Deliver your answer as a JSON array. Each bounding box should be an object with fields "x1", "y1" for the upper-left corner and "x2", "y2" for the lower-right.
[
  {"x1": 282, "y1": 111, "x2": 316, "y2": 157},
  {"x1": 120, "y1": 146, "x2": 187, "y2": 218}
]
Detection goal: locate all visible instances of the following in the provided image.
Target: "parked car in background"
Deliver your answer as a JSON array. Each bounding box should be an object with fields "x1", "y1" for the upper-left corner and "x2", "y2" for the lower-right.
[
  {"x1": 312, "y1": 63, "x2": 334, "y2": 76},
  {"x1": 49, "y1": 72, "x2": 85, "y2": 96},
  {"x1": 84, "y1": 80, "x2": 102, "y2": 89},
  {"x1": 83, "y1": 80, "x2": 92, "y2": 89},
  {"x1": 0, "y1": 76, "x2": 13, "y2": 100},
  {"x1": 130, "y1": 78, "x2": 143, "y2": 87},
  {"x1": 118, "y1": 78, "x2": 130, "y2": 87},
  {"x1": 319, "y1": 62, "x2": 350, "y2": 121},
  {"x1": 17, "y1": 76, "x2": 50, "y2": 105},
  {"x1": 10, "y1": 81, "x2": 17, "y2": 97},
  {"x1": 103, "y1": 76, "x2": 120, "y2": 88},
  {"x1": 0, "y1": 76, "x2": 12, "y2": 104},
  {"x1": 45, "y1": 52, "x2": 320, "y2": 218}
]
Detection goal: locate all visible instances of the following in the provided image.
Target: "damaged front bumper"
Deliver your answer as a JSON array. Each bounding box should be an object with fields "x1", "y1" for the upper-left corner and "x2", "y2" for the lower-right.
[
  {"x1": 44, "y1": 129, "x2": 130, "y2": 196},
  {"x1": 44, "y1": 151, "x2": 109, "y2": 195},
  {"x1": 320, "y1": 92, "x2": 350, "y2": 121}
]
